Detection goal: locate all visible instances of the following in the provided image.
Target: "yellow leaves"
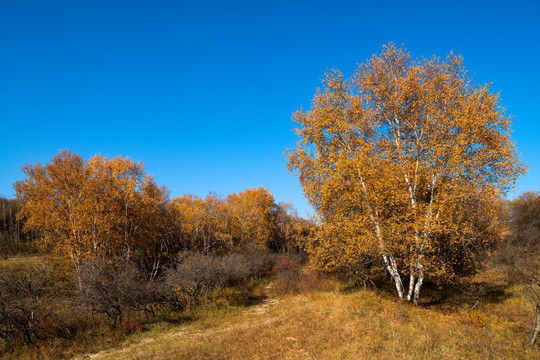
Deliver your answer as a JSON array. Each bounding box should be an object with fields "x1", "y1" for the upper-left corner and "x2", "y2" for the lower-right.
[
  {"x1": 168, "y1": 187, "x2": 279, "y2": 252},
  {"x1": 169, "y1": 193, "x2": 232, "y2": 252},
  {"x1": 15, "y1": 150, "x2": 169, "y2": 269},
  {"x1": 287, "y1": 43, "x2": 525, "y2": 285},
  {"x1": 226, "y1": 187, "x2": 276, "y2": 247},
  {"x1": 168, "y1": 188, "x2": 307, "y2": 254}
]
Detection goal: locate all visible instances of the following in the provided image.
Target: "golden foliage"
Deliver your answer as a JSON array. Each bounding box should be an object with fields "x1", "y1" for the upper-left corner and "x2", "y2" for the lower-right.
[
  {"x1": 169, "y1": 193, "x2": 232, "y2": 253},
  {"x1": 227, "y1": 187, "x2": 276, "y2": 247},
  {"x1": 287, "y1": 43, "x2": 526, "y2": 302},
  {"x1": 168, "y1": 187, "x2": 310, "y2": 254},
  {"x1": 15, "y1": 150, "x2": 170, "y2": 274}
]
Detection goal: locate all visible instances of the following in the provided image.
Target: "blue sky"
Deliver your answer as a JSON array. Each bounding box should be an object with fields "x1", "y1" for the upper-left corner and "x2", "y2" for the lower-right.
[{"x1": 1, "y1": 0, "x2": 539, "y2": 216}]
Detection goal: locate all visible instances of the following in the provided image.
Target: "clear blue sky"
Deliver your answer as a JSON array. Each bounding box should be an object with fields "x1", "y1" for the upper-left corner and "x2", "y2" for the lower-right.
[{"x1": 1, "y1": 0, "x2": 539, "y2": 216}]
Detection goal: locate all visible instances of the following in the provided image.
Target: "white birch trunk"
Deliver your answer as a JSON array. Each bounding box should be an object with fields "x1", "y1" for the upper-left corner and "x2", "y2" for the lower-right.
[
  {"x1": 382, "y1": 254, "x2": 405, "y2": 299},
  {"x1": 412, "y1": 264, "x2": 424, "y2": 305},
  {"x1": 530, "y1": 305, "x2": 540, "y2": 346},
  {"x1": 407, "y1": 270, "x2": 416, "y2": 301}
]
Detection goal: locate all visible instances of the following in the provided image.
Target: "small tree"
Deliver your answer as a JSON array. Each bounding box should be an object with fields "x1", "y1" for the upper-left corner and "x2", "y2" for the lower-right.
[{"x1": 288, "y1": 44, "x2": 525, "y2": 303}]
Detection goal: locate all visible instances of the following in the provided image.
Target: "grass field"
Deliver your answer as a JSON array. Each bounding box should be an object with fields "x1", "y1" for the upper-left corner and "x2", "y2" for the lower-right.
[
  {"x1": 1, "y1": 256, "x2": 539, "y2": 360},
  {"x1": 70, "y1": 281, "x2": 539, "y2": 360}
]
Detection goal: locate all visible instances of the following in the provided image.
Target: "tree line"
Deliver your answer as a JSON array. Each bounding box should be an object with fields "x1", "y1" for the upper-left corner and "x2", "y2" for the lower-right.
[
  {"x1": 501, "y1": 191, "x2": 540, "y2": 345},
  {"x1": 11, "y1": 150, "x2": 310, "y2": 282},
  {"x1": 0, "y1": 197, "x2": 40, "y2": 257}
]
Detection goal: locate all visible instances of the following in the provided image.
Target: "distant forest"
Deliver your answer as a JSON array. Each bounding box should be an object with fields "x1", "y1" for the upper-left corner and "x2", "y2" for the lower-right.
[{"x1": 0, "y1": 197, "x2": 40, "y2": 256}]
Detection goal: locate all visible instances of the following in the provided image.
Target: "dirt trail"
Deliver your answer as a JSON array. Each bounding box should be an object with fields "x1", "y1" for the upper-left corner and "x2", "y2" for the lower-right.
[{"x1": 72, "y1": 288, "x2": 279, "y2": 360}]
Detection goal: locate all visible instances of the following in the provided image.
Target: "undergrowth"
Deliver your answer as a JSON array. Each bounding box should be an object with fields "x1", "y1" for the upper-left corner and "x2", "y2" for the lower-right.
[{"x1": 0, "y1": 257, "x2": 538, "y2": 360}]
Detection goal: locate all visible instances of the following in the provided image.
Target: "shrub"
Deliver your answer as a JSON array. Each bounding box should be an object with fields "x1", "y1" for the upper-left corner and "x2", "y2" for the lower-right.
[
  {"x1": 42, "y1": 309, "x2": 95, "y2": 340},
  {"x1": 79, "y1": 259, "x2": 157, "y2": 327},
  {"x1": 0, "y1": 263, "x2": 52, "y2": 344},
  {"x1": 163, "y1": 248, "x2": 276, "y2": 309},
  {"x1": 273, "y1": 257, "x2": 303, "y2": 295},
  {"x1": 220, "y1": 246, "x2": 275, "y2": 285},
  {"x1": 164, "y1": 252, "x2": 228, "y2": 309},
  {"x1": 273, "y1": 257, "x2": 334, "y2": 295}
]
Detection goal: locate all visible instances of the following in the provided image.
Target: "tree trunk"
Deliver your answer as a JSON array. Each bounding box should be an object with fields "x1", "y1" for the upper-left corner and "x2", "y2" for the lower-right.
[
  {"x1": 150, "y1": 257, "x2": 160, "y2": 282},
  {"x1": 407, "y1": 270, "x2": 416, "y2": 301},
  {"x1": 412, "y1": 266, "x2": 424, "y2": 305},
  {"x1": 382, "y1": 254, "x2": 405, "y2": 299},
  {"x1": 530, "y1": 305, "x2": 540, "y2": 346},
  {"x1": 71, "y1": 253, "x2": 83, "y2": 292}
]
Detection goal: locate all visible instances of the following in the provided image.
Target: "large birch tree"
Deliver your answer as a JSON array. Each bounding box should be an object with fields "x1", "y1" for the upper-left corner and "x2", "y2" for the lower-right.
[{"x1": 287, "y1": 44, "x2": 525, "y2": 304}]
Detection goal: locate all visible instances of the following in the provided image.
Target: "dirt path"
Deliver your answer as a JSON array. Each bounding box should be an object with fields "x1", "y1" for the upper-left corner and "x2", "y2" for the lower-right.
[{"x1": 72, "y1": 288, "x2": 279, "y2": 360}]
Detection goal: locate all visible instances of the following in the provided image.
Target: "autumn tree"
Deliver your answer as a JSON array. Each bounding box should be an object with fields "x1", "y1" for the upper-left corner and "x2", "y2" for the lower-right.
[
  {"x1": 288, "y1": 44, "x2": 525, "y2": 304},
  {"x1": 169, "y1": 193, "x2": 232, "y2": 253},
  {"x1": 227, "y1": 187, "x2": 277, "y2": 248},
  {"x1": 85, "y1": 155, "x2": 174, "y2": 279},
  {"x1": 170, "y1": 187, "x2": 279, "y2": 252},
  {"x1": 15, "y1": 151, "x2": 89, "y2": 276},
  {"x1": 15, "y1": 150, "x2": 172, "y2": 283},
  {"x1": 271, "y1": 202, "x2": 313, "y2": 254}
]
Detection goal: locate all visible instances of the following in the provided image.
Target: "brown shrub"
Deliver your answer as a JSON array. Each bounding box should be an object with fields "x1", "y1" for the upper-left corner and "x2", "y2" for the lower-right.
[
  {"x1": 220, "y1": 246, "x2": 275, "y2": 285},
  {"x1": 163, "y1": 248, "x2": 276, "y2": 309},
  {"x1": 120, "y1": 319, "x2": 144, "y2": 334},
  {"x1": 0, "y1": 263, "x2": 53, "y2": 344},
  {"x1": 273, "y1": 257, "x2": 333, "y2": 295},
  {"x1": 79, "y1": 259, "x2": 158, "y2": 327},
  {"x1": 164, "y1": 252, "x2": 227, "y2": 309},
  {"x1": 42, "y1": 306, "x2": 96, "y2": 340}
]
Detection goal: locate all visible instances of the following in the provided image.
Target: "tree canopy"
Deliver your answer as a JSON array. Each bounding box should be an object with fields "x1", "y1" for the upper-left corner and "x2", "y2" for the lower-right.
[
  {"x1": 15, "y1": 150, "x2": 171, "y2": 281},
  {"x1": 288, "y1": 44, "x2": 525, "y2": 303}
]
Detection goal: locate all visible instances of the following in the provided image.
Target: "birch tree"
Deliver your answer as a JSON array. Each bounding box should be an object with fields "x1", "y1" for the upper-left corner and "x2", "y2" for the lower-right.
[
  {"x1": 15, "y1": 150, "x2": 171, "y2": 282},
  {"x1": 15, "y1": 151, "x2": 89, "y2": 277},
  {"x1": 169, "y1": 193, "x2": 232, "y2": 253},
  {"x1": 227, "y1": 187, "x2": 276, "y2": 248},
  {"x1": 287, "y1": 44, "x2": 525, "y2": 304}
]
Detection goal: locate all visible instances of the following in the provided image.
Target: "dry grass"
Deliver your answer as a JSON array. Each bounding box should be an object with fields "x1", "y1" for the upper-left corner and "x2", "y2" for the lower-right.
[
  {"x1": 73, "y1": 282, "x2": 539, "y2": 360},
  {"x1": 0, "y1": 257, "x2": 537, "y2": 360},
  {"x1": 0, "y1": 256, "x2": 45, "y2": 269}
]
